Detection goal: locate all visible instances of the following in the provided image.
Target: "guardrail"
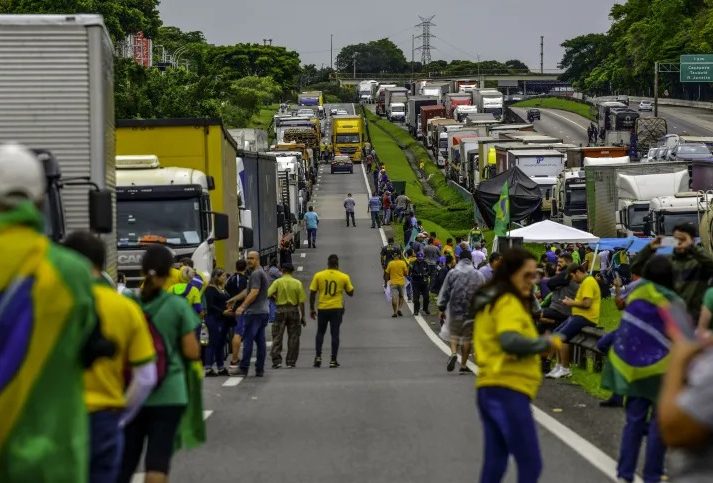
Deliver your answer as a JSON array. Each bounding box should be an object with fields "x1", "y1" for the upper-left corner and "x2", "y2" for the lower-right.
[{"x1": 569, "y1": 326, "x2": 606, "y2": 372}]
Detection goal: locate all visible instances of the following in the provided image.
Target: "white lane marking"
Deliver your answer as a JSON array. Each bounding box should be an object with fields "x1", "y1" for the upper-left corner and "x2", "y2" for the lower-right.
[
  {"x1": 222, "y1": 376, "x2": 243, "y2": 387},
  {"x1": 300, "y1": 253, "x2": 306, "y2": 258},
  {"x1": 544, "y1": 109, "x2": 589, "y2": 131},
  {"x1": 297, "y1": 266, "x2": 304, "y2": 271},
  {"x1": 363, "y1": 159, "x2": 628, "y2": 482},
  {"x1": 203, "y1": 410, "x2": 213, "y2": 420}
]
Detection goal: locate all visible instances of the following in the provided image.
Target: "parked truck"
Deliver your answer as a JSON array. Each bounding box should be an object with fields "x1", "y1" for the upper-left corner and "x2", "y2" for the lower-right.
[
  {"x1": 0, "y1": 14, "x2": 116, "y2": 272},
  {"x1": 375, "y1": 84, "x2": 396, "y2": 116},
  {"x1": 473, "y1": 89, "x2": 504, "y2": 120},
  {"x1": 564, "y1": 146, "x2": 629, "y2": 168},
  {"x1": 358, "y1": 80, "x2": 378, "y2": 103},
  {"x1": 268, "y1": 150, "x2": 306, "y2": 244},
  {"x1": 448, "y1": 132, "x2": 482, "y2": 183},
  {"x1": 406, "y1": 96, "x2": 439, "y2": 138},
  {"x1": 421, "y1": 82, "x2": 450, "y2": 97},
  {"x1": 387, "y1": 102, "x2": 406, "y2": 122},
  {"x1": 444, "y1": 93, "x2": 472, "y2": 118},
  {"x1": 332, "y1": 115, "x2": 365, "y2": 162},
  {"x1": 115, "y1": 118, "x2": 238, "y2": 285},
  {"x1": 504, "y1": 149, "x2": 566, "y2": 215},
  {"x1": 648, "y1": 193, "x2": 712, "y2": 237},
  {"x1": 298, "y1": 91, "x2": 323, "y2": 107},
  {"x1": 228, "y1": 128, "x2": 269, "y2": 152},
  {"x1": 420, "y1": 105, "x2": 447, "y2": 141},
  {"x1": 384, "y1": 87, "x2": 409, "y2": 117},
  {"x1": 454, "y1": 105, "x2": 479, "y2": 122}
]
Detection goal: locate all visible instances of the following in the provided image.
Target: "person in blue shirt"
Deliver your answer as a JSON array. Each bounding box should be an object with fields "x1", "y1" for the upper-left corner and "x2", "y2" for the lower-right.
[
  {"x1": 368, "y1": 195, "x2": 382, "y2": 229},
  {"x1": 304, "y1": 206, "x2": 320, "y2": 248}
]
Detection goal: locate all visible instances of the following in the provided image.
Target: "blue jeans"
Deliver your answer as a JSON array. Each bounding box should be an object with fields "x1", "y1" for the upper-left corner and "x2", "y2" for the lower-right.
[
  {"x1": 617, "y1": 396, "x2": 666, "y2": 483},
  {"x1": 203, "y1": 315, "x2": 228, "y2": 370},
  {"x1": 477, "y1": 387, "x2": 542, "y2": 483},
  {"x1": 268, "y1": 299, "x2": 277, "y2": 323},
  {"x1": 370, "y1": 211, "x2": 381, "y2": 228},
  {"x1": 307, "y1": 228, "x2": 317, "y2": 247},
  {"x1": 90, "y1": 410, "x2": 123, "y2": 483},
  {"x1": 240, "y1": 313, "x2": 269, "y2": 373}
]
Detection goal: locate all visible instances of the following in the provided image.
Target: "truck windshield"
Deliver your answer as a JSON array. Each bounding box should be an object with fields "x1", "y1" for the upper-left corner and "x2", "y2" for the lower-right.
[
  {"x1": 566, "y1": 187, "x2": 586, "y2": 209},
  {"x1": 117, "y1": 198, "x2": 203, "y2": 247},
  {"x1": 660, "y1": 212, "x2": 700, "y2": 236},
  {"x1": 627, "y1": 205, "x2": 650, "y2": 231},
  {"x1": 336, "y1": 134, "x2": 360, "y2": 143},
  {"x1": 391, "y1": 106, "x2": 404, "y2": 112}
]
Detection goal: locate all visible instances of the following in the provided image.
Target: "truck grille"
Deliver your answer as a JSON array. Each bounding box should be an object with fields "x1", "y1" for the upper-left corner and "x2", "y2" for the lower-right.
[{"x1": 339, "y1": 147, "x2": 357, "y2": 154}]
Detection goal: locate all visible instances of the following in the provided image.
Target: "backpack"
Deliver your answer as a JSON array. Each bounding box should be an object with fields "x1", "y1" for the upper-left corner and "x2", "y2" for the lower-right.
[{"x1": 125, "y1": 298, "x2": 169, "y2": 388}]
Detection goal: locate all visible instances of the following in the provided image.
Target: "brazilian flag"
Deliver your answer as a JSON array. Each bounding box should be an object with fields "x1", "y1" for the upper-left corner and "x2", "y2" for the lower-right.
[
  {"x1": 0, "y1": 202, "x2": 96, "y2": 483},
  {"x1": 601, "y1": 281, "x2": 676, "y2": 402},
  {"x1": 493, "y1": 181, "x2": 510, "y2": 236}
]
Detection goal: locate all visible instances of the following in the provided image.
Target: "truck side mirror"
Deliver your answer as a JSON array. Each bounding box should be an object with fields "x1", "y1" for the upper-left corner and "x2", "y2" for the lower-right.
[
  {"x1": 241, "y1": 227, "x2": 254, "y2": 249},
  {"x1": 89, "y1": 189, "x2": 113, "y2": 234},
  {"x1": 213, "y1": 213, "x2": 230, "y2": 240},
  {"x1": 207, "y1": 176, "x2": 216, "y2": 191}
]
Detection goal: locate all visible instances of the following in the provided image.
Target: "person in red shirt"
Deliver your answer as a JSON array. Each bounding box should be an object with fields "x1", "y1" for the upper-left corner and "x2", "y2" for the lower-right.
[{"x1": 382, "y1": 191, "x2": 392, "y2": 225}]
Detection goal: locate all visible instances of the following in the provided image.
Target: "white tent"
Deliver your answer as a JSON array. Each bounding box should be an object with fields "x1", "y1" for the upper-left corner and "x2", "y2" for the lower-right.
[{"x1": 506, "y1": 220, "x2": 600, "y2": 243}]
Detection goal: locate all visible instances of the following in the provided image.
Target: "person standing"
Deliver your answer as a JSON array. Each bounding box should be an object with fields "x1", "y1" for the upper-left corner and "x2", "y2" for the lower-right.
[
  {"x1": 63, "y1": 232, "x2": 157, "y2": 483},
  {"x1": 385, "y1": 251, "x2": 409, "y2": 317},
  {"x1": 474, "y1": 248, "x2": 561, "y2": 483},
  {"x1": 469, "y1": 222, "x2": 483, "y2": 248},
  {"x1": 395, "y1": 192, "x2": 411, "y2": 223},
  {"x1": 437, "y1": 251, "x2": 485, "y2": 373},
  {"x1": 303, "y1": 206, "x2": 319, "y2": 248},
  {"x1": 380, "y1": 237, "x2": 402, "y2": 269},
  {"x1": 118, "y1": 245, "x2": 202, "y2": 483},
  {"x1": 279, "y1": 230, "x2": 295, "y2": 267},
  {"x1": 410, "y1": 252, "x2": 431, "y2": 316},
  {"x1": 225, "y1": 259, "x2": 248, "y2": 372},
  {"x1": 309, "y1": 254, "x2": 355, "y2": 368},
  {"x1": 235, "y1": 251, "x2": 271, "y2": 377},
  {"x1": 268, "y1": 263, "x2": 306, "y2": 368},
  {"x1": 423, "y1": 237, "x2": 441, "y2": 272},
  {"x1": 203, "y1": 268, "x2": 233, "y2": 376},
  {"x1": 368, "y1": 193, "x2": 382, "y2": 229},
  {"x1": 382, "y1": 190, "x2": 392, "y2": 225},
  {"x1": 471, "y1": 244, "x2": 487, "y2": 268},
  {"x1": 344, "y1": 193, "x2": 356, "y2": 227}
]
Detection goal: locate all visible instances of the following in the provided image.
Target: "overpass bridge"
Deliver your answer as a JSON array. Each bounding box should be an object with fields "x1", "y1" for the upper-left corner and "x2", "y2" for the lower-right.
[{"x1": 337, "y1": 71, "x2": 563, "y2": 87}]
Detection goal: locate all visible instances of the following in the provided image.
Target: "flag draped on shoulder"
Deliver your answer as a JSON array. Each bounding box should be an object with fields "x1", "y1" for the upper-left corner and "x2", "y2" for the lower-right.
[{"x1": 492, "y1": 181, "x2": 510, "y2": 236}]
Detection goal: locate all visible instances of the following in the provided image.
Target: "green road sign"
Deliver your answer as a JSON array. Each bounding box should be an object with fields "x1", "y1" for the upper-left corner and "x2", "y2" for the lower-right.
[{"x1": 680, "y1": 54, "x2": 713, "y2": 82}]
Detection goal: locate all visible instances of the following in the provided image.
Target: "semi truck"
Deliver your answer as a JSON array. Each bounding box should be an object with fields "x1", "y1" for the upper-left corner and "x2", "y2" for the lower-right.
[
  {"x1": 267, "y1": 151, "x2": 305, "y2": 244},
  {"x1": 503, "y1": 149, "x2": 566, "y2": 215},
  {"x1": 298, "y1": 91, "x2": 323, "y2": 107},
  {"x1": 648, "y1": 193, "x2": 712, "y2": 237},
  {"x1": 384, "y1": 87, "x2": 409, "y2": 116},
  {"x1": 332, "y1": 115, "x2": 365, "y2": 162},
  {"x1": 448, "y1": 132, "x2": 482, "y2": 183},
  {"x1": 444, "y1": 93, "x2": 472, "y2": 118},
  {"x1": 0, "y1": 15, "x2": 117, "y2": 273},
  {"x1": 387, "y1": 102, "x2": 406, "y2": 122},
  {"x1": 406, "y1": 96, "x2": 439, "y2": 138},
  {"x1": 421, "y1": 82, "x2": 450, "y2": 97},
  {"x1": 228, "y1": 128, "x2": 269, "y2": 152},
  {"x1": 473, "y1": 89, "x2": 504, "y2": 120},
  {"x1": 584, "y1": 161, "x2": 691, "y2": 237},
  {"x1": 420, "y1": 105, "x2": 447, "y2": 141},
  {"x1": 358, "y1": 80, "x2": 378, "y2": 103},
  {"x1": 115, "y1": 118, "x2": 239, "y2": 284},
  {"x1": 375, "y1": 84, "x2": 397, "y2": 116},
  {"x1": 454, "y1": 105, "x2": 479, "y2": 122},
  {"x1": 564, "y1": 146, "x2": 629, "y2": 168},
  {"x1": 236, "y1": 151, "x2": 279, "y2": 265}
]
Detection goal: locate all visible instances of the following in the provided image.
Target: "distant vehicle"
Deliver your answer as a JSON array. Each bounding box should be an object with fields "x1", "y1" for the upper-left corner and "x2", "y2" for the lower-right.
[
  {"x1": 668, "y1": 143, "x2": 713, "y2": 161},
  {"x1": 331, "y1": 155, "x2": 353, "y2": 174},
  {"x1": 330, "y1": 108, "x2": 338, "y2": 116},
  {"x1": 616, "y1": 95, "x2": 630, "y2": 106},
  {"x1": 527, "y1": 109, "x2": 541, "y2": 122},
  {"x1": 336, "y1": 109, "x2": 349, "y2": 116},
  {"x1": 638, "y1": 100, "x2": 653, "y2": 112},
  {"x1": 297, "y1": 108, "x2": 315, "y2": 117}
]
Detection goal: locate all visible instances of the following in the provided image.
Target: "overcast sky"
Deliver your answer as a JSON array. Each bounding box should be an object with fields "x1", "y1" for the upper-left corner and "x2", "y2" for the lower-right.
[{"x1": 159, "y1": 0, "x2": 618, "y2": 70}]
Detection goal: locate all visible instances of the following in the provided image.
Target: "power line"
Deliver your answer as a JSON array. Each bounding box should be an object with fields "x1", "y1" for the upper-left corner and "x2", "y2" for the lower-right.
[{"x1": 415, "y1": 15, "x2": 436, "y2": 66}]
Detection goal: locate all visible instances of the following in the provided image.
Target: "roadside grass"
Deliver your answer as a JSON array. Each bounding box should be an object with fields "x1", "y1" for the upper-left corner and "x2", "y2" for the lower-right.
[
  {"x1": 247, "y1": 103, "x2": 279, "y2": 136},
  {"x1": 512, "y1": 97, "x2": 596, "y2": 121}
]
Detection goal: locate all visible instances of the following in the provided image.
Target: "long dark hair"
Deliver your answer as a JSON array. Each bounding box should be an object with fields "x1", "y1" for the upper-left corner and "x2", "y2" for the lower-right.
[
  {"x1": 141, "y1": 245, "x2": 174, "y2": 302},
  {"x1": 488, "y1": 247, "x2": 536, "y2": 312}
]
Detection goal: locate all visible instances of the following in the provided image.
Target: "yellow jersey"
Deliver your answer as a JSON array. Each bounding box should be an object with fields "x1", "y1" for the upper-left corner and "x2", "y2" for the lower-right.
[
  {"x1": 572, "y1": 275, "x2": 601, "y2": 324},
  {"x1": 385, "y1": 259, "x2": 409, "y2": 286},
  {"x1": 309, "y1": 269, "x2": 354, "y2": 310},
  {"x1": 84, "y1": 285, "x2": 156, "y2": 412},
  {"x1": 474, "y1": 293, "x2": 542, "y2": 399}
]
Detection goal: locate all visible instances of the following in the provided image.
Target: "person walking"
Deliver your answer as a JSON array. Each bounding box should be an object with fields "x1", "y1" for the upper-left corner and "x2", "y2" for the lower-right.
[
  {"x1": 382, "y1": 190, "x2": 392, "y2": 225},
  {"x1": 368, "y1": 193, "x2": 382, "y2": 229},
  {"x1": 385, "y1": 251, "x2": 409, "y2": 317},
  {"x1": 118, "y1": 244, "x2": 202, "y2": 483},
  {"x1": 344, "y1": 193, "x2": 356, "y2": 227},
  {"x1": 600, "y1": 256, "x2": 675, "y2": 483},
  {"x1": 279, "y1": 230, "x2": 295, "y2": 266},
  {"x1": 203, "y1": 268, "x2": 233, "y2": 376},
  {"x1": 473, "y1": 248, "x2": 562, "y2": 483},
  {"x1": 410, "y1": 252, "x2": 432, "y2": 316},
  {"x1": 268, "y1": 263, "x2": 306, "y2": 368},
  {"x1": 304, "y1": 206, "x2": 319, "y2": 248},
  {"x1": 235, "y1": 251, "x2": 271, "y2": 377},
  {"x1": 380, "y1": 237, "x2": 402, "y2": 269},
  {"x1": 63, "y1": 232, "x2": 158, "y2": 483},
  {"x1": 437, "y1": 251, "x2": 485, "y2": 372},
  {"x1": 0, "y1": 144, "x2": 111, "y2": 483},
  {"x1": 309, "y1": 254, "x2": 354, "y2": 368}
]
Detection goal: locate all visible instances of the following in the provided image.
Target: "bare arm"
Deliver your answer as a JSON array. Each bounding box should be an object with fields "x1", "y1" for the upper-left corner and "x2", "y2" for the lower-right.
[
  {"x1": 236, "y1": 288, "x2": 260, "y2": 315},
  {"x1": 181, "y1": 332, "x2": 201, "y2": 361},
  {"x1": 227, "y1": 289, "x2": 247, "y2": 306}
]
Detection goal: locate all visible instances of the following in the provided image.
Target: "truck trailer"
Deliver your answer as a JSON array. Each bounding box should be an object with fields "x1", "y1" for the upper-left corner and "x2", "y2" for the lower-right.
[
  {"x1": 420, "y1": 105, "x2": 447, "y2": 141},
  {"x1": 406, "y1": 96, "x2": 439, "y2": 138},
  {"x1": 444, "y1": 93, "x2": 472, "y2": 118},
  {"x1": 473, "y1": 89, "x2": 504, "y2": 120}
]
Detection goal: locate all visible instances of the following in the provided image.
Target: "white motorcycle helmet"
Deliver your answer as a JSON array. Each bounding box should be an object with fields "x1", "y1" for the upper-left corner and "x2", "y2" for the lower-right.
[{"x1": 0, "y1": 142, "x2": 45, "y2": 207}]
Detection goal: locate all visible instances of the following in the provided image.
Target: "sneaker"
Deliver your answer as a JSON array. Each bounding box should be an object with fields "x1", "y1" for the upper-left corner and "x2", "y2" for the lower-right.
[
  {"x1": 205, "y1": 368, "x2": 219, "y2": 377},
  {"x1": 217, "y1": 367, "x2": 230, "y2": 376},
  {"x1": 545, "y1": 365, "x2": 563, "y2": 379},
  {"x1": 557, "y1": 367, "x2": 572, "y2": 378},
  {"x1": 397, "y1": 310, "x2": 403, "y2": 316},
  {"x1": 447, "y1": 354, "x2": 458, "y2": 372},
  {"x1": 330, "y1": 359, "x2": 340, "y2": 368},
  {"x1": 459, "y1": 366, "x2": 472, "y2": 374},
  {"x1": 313, "y1": 356, "x2": 322, "y2": 368},
  {"x1": 286, "y1": 363, "x2": 296, "y2": 368},
  {"x1": 272, "y1": 362, "x2": 282, "y2": 369},
  {"x1": 391, "y1": 314, "x2": 398, "y2": 318}
]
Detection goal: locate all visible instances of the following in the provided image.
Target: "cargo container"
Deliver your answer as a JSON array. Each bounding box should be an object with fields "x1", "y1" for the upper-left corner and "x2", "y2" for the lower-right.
[
  {"x1": 406, "y1": 96, "x2": 439, "y2": 138},
  {"x1": 420, "y1": 105, "x2": 447, "y2": 141},
  {"x1": 473, "y1": 89, "x2": 504, "y2": 119},
  {"x1": 444, "y1": 93, "x2": 473, "y2": 118},
  {"x1": 564, "y1": 146, "x2": 629, "y2": 168}
]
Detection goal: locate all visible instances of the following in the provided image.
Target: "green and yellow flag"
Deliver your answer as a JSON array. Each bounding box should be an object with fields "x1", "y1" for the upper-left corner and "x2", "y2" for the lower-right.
[{"x1": 493, "y1": 181, "x2": 510, "y2": 236}]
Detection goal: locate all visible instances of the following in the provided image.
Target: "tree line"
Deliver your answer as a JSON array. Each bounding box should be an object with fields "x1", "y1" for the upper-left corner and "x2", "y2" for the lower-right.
[{"x1": 559, "y1": 0, "x2": 713, "y2": 100}]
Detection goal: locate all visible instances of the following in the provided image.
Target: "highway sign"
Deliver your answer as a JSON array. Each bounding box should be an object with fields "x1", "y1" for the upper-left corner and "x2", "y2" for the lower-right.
[{"x1": 680, "y1": 54, "x2": 713, "y2": 82}]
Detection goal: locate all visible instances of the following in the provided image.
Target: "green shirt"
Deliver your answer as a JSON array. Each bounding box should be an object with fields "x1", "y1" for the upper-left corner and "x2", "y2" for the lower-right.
[
  {"x1": 703, "y1": 287, "x2": 713, "y2": 313},
  {"x1": 267, "y1": 274, "x2": 306, "y2": 306},
  {"x1": 138, "y1": 291, "x2": 200, "y2": 406}
]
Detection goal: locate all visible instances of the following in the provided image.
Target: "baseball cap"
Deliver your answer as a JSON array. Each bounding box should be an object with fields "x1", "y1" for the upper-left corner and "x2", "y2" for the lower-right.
[{"x1": 0, "y1": 143, "x2": 45, "y2": 206}]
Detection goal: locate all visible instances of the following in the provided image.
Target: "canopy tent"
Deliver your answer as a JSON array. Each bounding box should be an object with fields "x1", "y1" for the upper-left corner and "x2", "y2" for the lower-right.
[
  {"x1": 507, "y1": 220, "x2": 600, "y2": 243},
  {"x1": 590, "y1": 237, "x2": 673, "y2": 255},
  {"x1": 474, "y1": 166, "x2": 542, "y2": 227}
]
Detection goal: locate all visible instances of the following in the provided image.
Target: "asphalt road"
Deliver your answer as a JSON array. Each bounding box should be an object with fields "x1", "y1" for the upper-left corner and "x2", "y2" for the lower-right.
[
  {"x1": 511, "y1": 106, "x2": 589, "y2": 145},
  {"x1": 161, "y1": 111, "x2": 615, "y2": 481},
  {"x1": 640, "y1": 105, "x2": 713, "y2": 137}
]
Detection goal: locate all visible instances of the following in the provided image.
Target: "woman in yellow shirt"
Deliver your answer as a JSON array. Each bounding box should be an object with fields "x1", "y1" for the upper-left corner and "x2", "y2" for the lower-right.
[{"x1": 473, "y1": 247, "x2": 561, "y2": 483}]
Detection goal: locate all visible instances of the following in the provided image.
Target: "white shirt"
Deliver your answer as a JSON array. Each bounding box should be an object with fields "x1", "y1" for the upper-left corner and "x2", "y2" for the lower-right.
[{"x1": 471, "y1": 249, "x2": 486, "y2": 267}]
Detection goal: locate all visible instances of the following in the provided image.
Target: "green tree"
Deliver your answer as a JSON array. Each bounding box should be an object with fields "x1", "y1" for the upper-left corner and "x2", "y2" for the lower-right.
[
  {"x1": 335, "y1": 38, "x2": 408, "y2": 74},
  {"x1": 559, "y1": 34, "x2": 610, "y2": 89}
]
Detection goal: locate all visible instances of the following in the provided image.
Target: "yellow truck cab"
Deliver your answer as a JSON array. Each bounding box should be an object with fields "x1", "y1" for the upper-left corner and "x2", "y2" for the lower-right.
[{"x1": 331, "y1": 115, "x2": 364, "y2": 162}]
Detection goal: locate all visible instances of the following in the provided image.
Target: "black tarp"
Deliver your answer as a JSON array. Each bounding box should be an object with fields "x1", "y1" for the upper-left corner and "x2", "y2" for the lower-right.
[{"x1": 474, "y1": 166, "x2": 542, "y2": 227}]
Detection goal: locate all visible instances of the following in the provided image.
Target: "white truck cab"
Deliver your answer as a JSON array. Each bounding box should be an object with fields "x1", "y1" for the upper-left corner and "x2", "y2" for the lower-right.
[
  {"x1": 387, "y1": 102, "x2": 406, "y2": 122},
  {"x1": 648, "y1": 192, "x2": 712, "y2": 236}
]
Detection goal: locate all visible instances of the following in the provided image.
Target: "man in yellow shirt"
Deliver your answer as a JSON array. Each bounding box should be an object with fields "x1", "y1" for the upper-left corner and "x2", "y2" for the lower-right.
[
  {"x1": 309, "y1": 254, "x2": 354, "y2": 368},
  {"x1": 63, "y1": 232, "x2": 157, "y2": 483},
  {"x1": 583, "y1": 247, "x2": 601, "y2": 273},
  {"x1": 268, "y1": 263, "x2": 306, "y2": 368},
  {"x1": 548, "y1": 263, "x2": 602, "y2": 379},
  {"x1": 385, "y1": 251, "x2": 409, "y2": 318}
]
